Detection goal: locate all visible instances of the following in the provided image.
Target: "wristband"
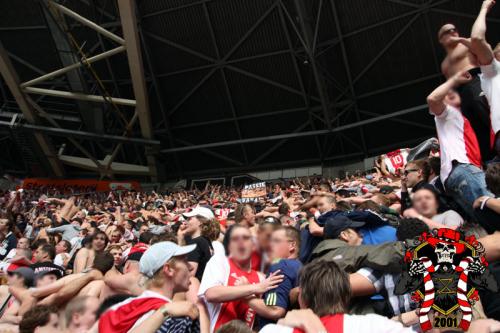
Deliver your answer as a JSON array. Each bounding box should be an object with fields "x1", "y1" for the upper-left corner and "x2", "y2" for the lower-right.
[{"x1": 480, "y1": 197, "x2": 491, "y2": 210}]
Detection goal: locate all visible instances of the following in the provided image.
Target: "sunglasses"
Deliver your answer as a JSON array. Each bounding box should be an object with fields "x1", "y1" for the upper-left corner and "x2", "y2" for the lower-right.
[
  {"x1": 403, "y1": 169, "x2": 419, "y2": 176},
  {"x1": 439, "y1": 28, "x2": 457, "y2": 39}
]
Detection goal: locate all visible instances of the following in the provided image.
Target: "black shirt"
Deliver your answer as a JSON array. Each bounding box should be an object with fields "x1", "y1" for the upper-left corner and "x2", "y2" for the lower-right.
[{"x1": 186, "y1": 236, "x2": 212, "y2": 281}]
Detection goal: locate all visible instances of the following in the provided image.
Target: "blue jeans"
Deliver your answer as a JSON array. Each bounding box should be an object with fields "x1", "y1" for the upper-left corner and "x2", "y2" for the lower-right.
[{"x1": 445, "y1": 163, "x2": 493, "y2": 221}]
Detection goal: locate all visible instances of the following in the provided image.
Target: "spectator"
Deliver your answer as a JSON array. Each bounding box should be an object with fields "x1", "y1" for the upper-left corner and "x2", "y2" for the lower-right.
[
  {"x1": 0, "y1": 217, "x2": 17, "y2": 261},
  {"x1": 259, "y1": 260, "x2": 412, "y2": 332},
  {"x1": 5, "y1": 237, "x2": 29, "y2": 261},
  {"x1": 46, "y1": 218, "x2": 82, "y2": 242},
  {"x1": 199, "y1": 225, "x2": 283, "y2": 332},
  {"x1": 248, "y1": 226, "x2": 302, "y2": 327},
  {"x1": 54, "y1": 240, "x2": 71, "y2": 268},
  {"x1": 427, "y1": 74, "x2": 495, "y2": 222},
  {"x1": 98, "y1": 241, "x2": 197, "y2": 332},
  {"x1": 73, "y1": 231, "x2": 108, "y2": 273},
  {"x1": 403, "y1": 186, "x2": 464, "y2": 229},
  {"x1": 19, "y1": 305, "x2": 58, "y2": 333},
  {"x1": 179, "y1": 207, "x2": 215, "y2": 280},
  {"x1": 400, "y1": 159, "x2": 430, "y2": 213},
  {"x1": 64, "y1": 296, "x2": 99, "y2": 333}
]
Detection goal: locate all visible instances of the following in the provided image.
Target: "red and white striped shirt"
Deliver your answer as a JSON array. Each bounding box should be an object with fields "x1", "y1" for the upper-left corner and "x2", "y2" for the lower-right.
[{"x1": 433, "y1": 105, "x2": 482, "y2": 183}]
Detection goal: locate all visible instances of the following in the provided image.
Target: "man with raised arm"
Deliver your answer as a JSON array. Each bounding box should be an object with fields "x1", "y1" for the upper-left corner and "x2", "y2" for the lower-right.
[{"x1": 438, "y1": 0, "x2": 497, "y2": 162}]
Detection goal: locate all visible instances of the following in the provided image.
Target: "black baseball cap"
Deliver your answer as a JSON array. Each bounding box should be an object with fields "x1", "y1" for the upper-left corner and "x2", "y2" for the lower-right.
[{"x1": 324, "y1": 215, "x2": 365, "y2": 239}]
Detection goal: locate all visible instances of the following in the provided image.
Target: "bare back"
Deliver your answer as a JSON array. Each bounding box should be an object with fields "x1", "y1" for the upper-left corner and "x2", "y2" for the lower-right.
[{"x1": 442, "y1": 43, "x2": 478, "y2": 78}]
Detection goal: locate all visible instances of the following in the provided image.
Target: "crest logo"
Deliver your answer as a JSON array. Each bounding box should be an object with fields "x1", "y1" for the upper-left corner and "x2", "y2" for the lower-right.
[{"x1": 395, "y1": 228, "x2": 498, "y2": 331}]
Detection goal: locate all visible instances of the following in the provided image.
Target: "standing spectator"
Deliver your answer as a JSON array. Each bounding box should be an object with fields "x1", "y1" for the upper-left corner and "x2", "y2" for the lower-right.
[
  {"x1": 427, "y1": 72, "x2": 494, "y2": 221},
  {"x1": 438, "y1": 13, "x2": 494, "y2": 162},
  {"x1": 199, "y1": 225, "x2": 283, "y2": 332},
  {"x1": 248, "y1": 226, "x2": 302, "y2": 327},
  {"x1": 179, "y1": 207, "x2": 215, "y2": 280}
]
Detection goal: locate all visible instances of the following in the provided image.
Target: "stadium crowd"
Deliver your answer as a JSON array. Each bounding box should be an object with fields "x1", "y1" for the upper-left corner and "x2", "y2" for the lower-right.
[{"x1": 0, "y1": 1, "x2": 499, "y2": 332}]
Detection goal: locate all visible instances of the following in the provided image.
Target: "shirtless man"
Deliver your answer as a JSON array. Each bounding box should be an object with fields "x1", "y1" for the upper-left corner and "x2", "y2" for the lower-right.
[{"x1": 438, "y1": 0, "x2": 496, "y2": 162}]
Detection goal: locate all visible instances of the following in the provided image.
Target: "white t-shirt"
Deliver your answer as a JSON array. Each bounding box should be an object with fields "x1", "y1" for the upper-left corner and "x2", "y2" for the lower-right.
[
  {"x1": 433, "y1": 105, "x2": 482, "y2": 183},
  {"x1": 432, "y1": 210, "x2": 464, "y2": 228},
  {"x1": 480, "y1": 59, "x2": 500, "y2": 133},
  {"x1": 211, "y1": 240, "x2": 225, "y2": 258},
  {"x1": 54, "y1": 253, "x2": 70, "y2": 267},
  {"x1": 259, "y1": 313, "x2": 413, "y2": 333},
  {"x1": 198, "y1": 255, "x2": 231, "y2": 333}
]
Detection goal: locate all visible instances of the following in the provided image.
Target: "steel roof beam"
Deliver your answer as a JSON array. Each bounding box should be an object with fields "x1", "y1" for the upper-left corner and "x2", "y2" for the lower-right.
[
  {"x1": 161, "y1": 104, "x2": 429, "y2": 153},
  {"x1": 277, "y1": 3, "x2": 324, "y2": 158},
  {"x1": 329, "y1": 0, "x2": 367, "y2": 157},
  {"x1": 139, "y1": 29, "x2": 183, "y2": 176},
  {"x1": 117, "y1": 0, "x2": 158, "y2": 181},
  {"x1": 0, "y1": 43, "x2": 64, "y2": 176},
  {"x1": 0, "y1": 120, "x2": 160, "y2": 145}
]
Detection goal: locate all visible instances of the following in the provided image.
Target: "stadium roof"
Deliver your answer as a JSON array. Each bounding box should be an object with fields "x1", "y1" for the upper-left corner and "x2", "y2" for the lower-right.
[{"x1": 0, "y1": 0, "x2": 499, "y2": 181}]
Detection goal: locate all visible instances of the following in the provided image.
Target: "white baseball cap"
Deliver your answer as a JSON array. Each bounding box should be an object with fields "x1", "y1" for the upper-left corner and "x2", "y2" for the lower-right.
[
  {"x1": 183, "y1": 206, "x2": 215, "y2": 220},
  {"x1": 139, "y1": 241, "x2": 196, "y2": 278}
]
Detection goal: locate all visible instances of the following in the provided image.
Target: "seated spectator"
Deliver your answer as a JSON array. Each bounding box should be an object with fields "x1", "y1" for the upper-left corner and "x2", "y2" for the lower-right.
[{"x1": 259, "y1": 260, "x2": 412, "y2": 333}]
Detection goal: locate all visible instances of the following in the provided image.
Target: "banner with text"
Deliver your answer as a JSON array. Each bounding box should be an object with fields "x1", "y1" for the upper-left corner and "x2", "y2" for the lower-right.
[{"x1": 241, "y1": 182, "x2": 266, "y2": 203}]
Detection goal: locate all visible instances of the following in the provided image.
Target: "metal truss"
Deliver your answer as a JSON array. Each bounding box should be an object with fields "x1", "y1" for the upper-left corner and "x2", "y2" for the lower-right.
[
  {"x1": 161, "y1": 104, "x2": 429, "y2": 153},
  {"x1": 0, "y1": 0, "x2": 160, "y2": 180},
  {"x1": 148, "y1": 0, "x2": 452, "y2": 169},
  {"x1": 2, "y1": 0, "x2": 493, "y2": 178}
]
